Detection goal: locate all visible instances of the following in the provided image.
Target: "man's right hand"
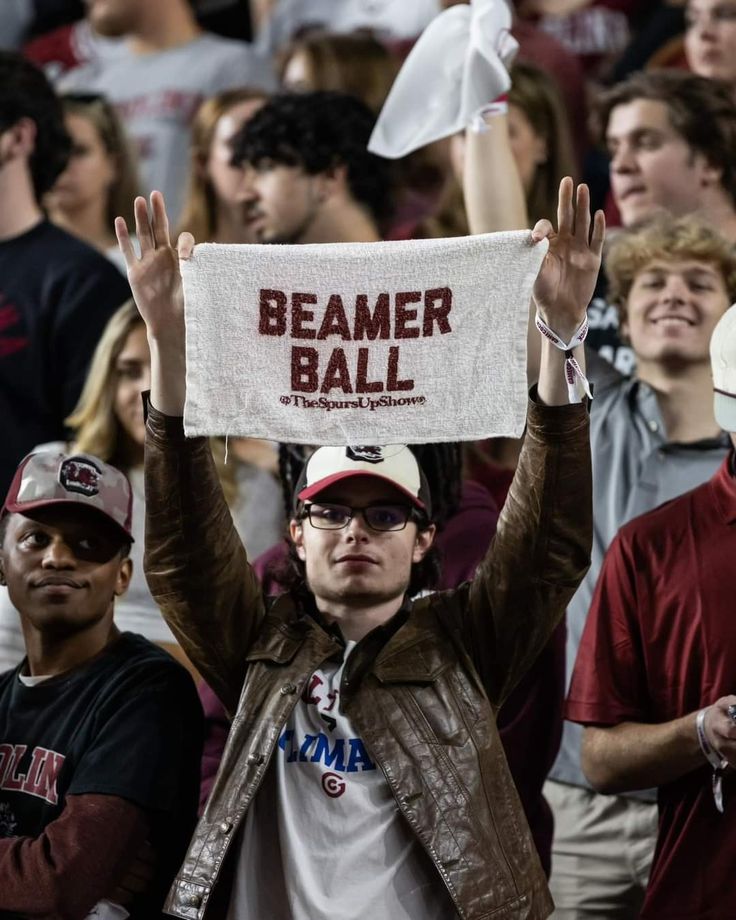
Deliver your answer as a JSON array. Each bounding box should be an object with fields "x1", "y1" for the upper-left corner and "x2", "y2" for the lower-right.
[
  {"x1": 703, "y1": 696, "x2": 736, "y2": 765},
  {"x1": 115, "y1": 192, "x2": 194, "y2": 415},
  {"x1": 115, "y1": 192, "x2": 194, "y2": 344}
]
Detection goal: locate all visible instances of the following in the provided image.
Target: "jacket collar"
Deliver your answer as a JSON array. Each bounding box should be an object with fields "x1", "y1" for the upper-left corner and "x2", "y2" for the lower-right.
[{"x1": 245, "y1": 590, "x2": 447, "y2": 684}]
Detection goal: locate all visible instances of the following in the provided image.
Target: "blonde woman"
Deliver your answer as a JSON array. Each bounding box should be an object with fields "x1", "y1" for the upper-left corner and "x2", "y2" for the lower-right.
[
  {"x1": 45, "y1": 93, "x2": 140, "y2": 270},
  {"x1": 279, "y1": 30, "x2": 399, "y2": 114},
  {"x1": 176, "y1": 87, "x2": 269, "y2": 243},
  {"x1": 0, "y1": 300, "x2": 284, "y2": 673}
]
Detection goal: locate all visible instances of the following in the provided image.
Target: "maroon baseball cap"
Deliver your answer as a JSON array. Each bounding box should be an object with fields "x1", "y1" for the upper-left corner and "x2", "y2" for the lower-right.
[{"x1": 2, "y1": 451, "x2": 134, "y2": 543}]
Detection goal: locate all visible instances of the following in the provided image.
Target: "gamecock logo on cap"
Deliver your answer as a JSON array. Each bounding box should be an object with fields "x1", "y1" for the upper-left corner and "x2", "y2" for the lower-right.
[
  {"x1": 59, "y1": 458, "x2": 101, "y2": 496},
  {"x1": 346, "y1": 446, "x2": 384, "y2": 464}
]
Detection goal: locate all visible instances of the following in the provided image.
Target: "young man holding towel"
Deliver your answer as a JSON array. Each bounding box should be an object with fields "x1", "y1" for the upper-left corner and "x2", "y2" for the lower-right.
[{"x1": 116, "y1": 177, "x2": 603, "y2": 919}]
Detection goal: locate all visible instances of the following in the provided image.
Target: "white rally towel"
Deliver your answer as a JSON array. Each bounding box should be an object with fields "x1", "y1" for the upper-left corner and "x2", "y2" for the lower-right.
[{"x1": 181, "y1": 231, "x2": 547, "y2": 444}]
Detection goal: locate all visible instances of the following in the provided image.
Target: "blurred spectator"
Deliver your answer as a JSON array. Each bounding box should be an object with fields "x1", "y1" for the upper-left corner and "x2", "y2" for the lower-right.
[
  {"x1": 232, "y1": 90, "x2": 394, "y2": 244},
  {"x1": 45, "y1": 92, "x2": 139, "y2": 270},
  {"x1": 0, "y1": 448, "x2": 202, "y2": 916},
  {"x1": 685, "y1": 0, "x2": 736, "y2": 88},
  {"x1": 517, "y1": 0, "x2": 638, "y2": 77},
  {"x1": 601, "y1": 71, "x2": 736, "y2": 238},
  {"x1": 0, "y1": 0, "x2": 84, "y2": 50},
  {"x1": 588, "y1": 69, "x2": 736, "y2": 373},
  {"x1": 279, "y1": 30, "x2": 400, "y2": 114},
  {"x1": 274, "y1": 32, "x2": 442, "y2": 240},
  {"x1": 61, "y1": 0, "x2": 275, "y2": 223},
  {"x1": 547, "y1": 215, "x2": 735, "y2": 919},
  {"x1": 407, "y1": 51, "x2": 580, "y2": 243},
  {"x1": 568, "y1": 305, "x2": 736, "y2": 919},
  {"x1": 24, "y1": 0, "x2": 255, "y2": 82},
  {"x1": 175, "y1": 87, "x2": 282, "y2": 485},
  {"x1": 432, "y1": 3, "x2": 588, "y2": 183},
  {"x1": 0, "y1": 51, "x2": 129, "y2": 497},
  {"x1": 506, "y1": 61, "x2": 578, "y2": 225},
  {"x1": 0, "y1": 300, "x2": 284, "y2": 673},
  {"x1": 254, "y1": 0, "x2": 441, "y2": 56},
  {"x1": 24, "y1": 16, "x2": 123, "y2": 84},
  {"x1": 511, "y1": 16, "x2": 589, "y2": 166},
  {"x1": 609, "y1": 3, "x2": 687, "y2": 81},
  {"x1": 1, "y1": 0, "x2": 36, "y2": 50},
  {"x1": 177, "y1": 88, "x2": 268, "y2": 243}
]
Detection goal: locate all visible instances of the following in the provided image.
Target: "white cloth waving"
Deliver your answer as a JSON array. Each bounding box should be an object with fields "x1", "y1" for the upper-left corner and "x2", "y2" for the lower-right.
[
  {"x1": 368, "y1": 0, "x2": 518, "y2": 159},
  {"x1": 181, "y1": 231, "x2": 547, "y2": 445}
]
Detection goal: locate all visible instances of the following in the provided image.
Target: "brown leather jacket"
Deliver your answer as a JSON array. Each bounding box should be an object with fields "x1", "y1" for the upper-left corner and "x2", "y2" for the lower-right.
[{"x1": 144, "y1": 397, "x2": 592, "y2": 920}]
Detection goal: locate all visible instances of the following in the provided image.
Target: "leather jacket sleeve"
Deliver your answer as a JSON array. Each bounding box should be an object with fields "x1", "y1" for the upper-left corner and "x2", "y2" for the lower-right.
[
  {"x1": 143, "y1": 402, "x2": 266, "y2": 714},
  {"x1": 457, "y1": 394, "x2": 591, "y2": 708}
]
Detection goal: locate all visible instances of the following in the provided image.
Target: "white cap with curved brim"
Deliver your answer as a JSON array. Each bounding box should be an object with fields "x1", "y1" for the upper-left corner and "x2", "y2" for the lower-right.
[
  {"x1": 295, "y1": 445, "x2": 431, "y2": 514},
  {"x1": 711, "y1": 303, "x2": 736, "y2": 433}
]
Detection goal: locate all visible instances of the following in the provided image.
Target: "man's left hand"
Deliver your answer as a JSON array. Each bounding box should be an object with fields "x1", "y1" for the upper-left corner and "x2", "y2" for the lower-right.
[{"x1": 531, "y1": 177, "x2": 605, "y2": 341}]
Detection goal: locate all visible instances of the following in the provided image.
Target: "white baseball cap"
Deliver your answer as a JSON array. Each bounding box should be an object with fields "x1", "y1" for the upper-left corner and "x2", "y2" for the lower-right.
[
  {"x1": 295, "y1": 445, "x2": 431, "y2": 514},
  {"x1": 711, "y1": 304, "x2": 736, "y2": 433}
]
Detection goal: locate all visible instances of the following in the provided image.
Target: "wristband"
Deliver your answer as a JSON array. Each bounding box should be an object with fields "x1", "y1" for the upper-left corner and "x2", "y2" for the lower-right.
[
  {"x1": 470, "y1": 95, "x2": 509, "y2": 133},
  {"x1": 696, "y1": 707, "x2": 728, "y2": 813},
  {"x1": 534, "y1": 313, "x2": 592, "y2": 404}
]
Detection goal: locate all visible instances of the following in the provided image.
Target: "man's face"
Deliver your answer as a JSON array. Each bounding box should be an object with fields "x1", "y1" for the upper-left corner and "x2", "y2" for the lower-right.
[
  {"x1": 289, "y1": 478, "x2": 435, "y2": 609},
  {"x1": 685, "y1": 0, "x2": 736, "y2": 83},
  {"x1": 607, "y1": 99, "x2": 718, "y2": 226},
  {"x1": 85, "y1": 0, "x2": 140, "y2": 37},
  {"x1": 238, "y1": 161, "x2": 325, "y2": 244},
  {"x1": 0, "y1": 505, "x2": 131, "y2": 638},
  {"x1": 623, "y1": 258, "x2": 730, "y2": 366}
]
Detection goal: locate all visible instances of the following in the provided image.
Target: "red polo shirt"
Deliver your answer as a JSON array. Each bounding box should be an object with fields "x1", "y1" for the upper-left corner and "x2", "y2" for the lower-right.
[{"x1": 566, "y1": 454, "x2": 736, "y2": 919}]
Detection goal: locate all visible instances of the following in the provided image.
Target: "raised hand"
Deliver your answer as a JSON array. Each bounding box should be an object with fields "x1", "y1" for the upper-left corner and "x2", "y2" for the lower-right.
[
  {"x1": 531, "y1": 177, "x2": 605, "y2": 341},
  {"x1": 115, "y1": 192, "x2": 194, "y2": 415},
  {"x1": 115, "y1": 191, "x2": 194, "y2": 344}
]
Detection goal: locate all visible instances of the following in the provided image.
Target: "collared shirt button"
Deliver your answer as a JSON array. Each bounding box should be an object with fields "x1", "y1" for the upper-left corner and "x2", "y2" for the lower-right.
[
  {"x1": 648, "y1": 419, "x2": 659, "y2": 433},
  {"x1": 280, "y1": 682, "x2": 297, "y2": 695},
  {"x1": 246, "y1": 752, "x2": 264, "y2": 765}
]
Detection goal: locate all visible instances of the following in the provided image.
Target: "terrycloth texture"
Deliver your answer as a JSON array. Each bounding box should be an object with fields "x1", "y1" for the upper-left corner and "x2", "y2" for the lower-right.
[
  {"x1": 182, "y1": 231, "x2": 547, "y2": 444},
  {"x1": 368, "y1": 0, "x2": 518, "y2": 159}
]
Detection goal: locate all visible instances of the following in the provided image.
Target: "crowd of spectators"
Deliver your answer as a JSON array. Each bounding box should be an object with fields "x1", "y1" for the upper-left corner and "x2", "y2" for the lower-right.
[{"x1": 1, "y1": 0, "x2": 736, "y2": 917}]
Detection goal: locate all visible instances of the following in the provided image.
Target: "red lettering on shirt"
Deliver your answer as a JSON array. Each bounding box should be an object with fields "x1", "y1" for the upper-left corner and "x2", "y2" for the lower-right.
[{"x1": 0, "y1": 745, "x2": 65, "y2": 805}]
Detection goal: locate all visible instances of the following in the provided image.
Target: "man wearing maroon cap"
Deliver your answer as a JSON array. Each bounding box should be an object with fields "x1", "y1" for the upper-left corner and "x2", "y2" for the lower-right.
[
  {"x1": 118, "y1": 178, "x2": 602, "y2": 919},
  {"x1": 0, "y1": 450, "x2": 203, "y2": 918}
]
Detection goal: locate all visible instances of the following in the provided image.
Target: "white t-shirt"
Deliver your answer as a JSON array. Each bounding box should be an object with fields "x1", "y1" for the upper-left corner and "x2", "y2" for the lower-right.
[
  {"x1": 228, "y1": 640, "x2": 456, "y2": 919},
  {"x1": 61, "y1": 34, "x2": 275, "y2": 223}
]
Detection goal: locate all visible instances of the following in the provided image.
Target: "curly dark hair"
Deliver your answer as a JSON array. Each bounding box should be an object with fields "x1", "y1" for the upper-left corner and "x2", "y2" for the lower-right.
[
  {"x1": 596, "y1": 70, "x2": 736, "y2": 209},
  {"x1": 0, "y1": 51, "x2": 71, "y2": 200},
  {"x1": 269, "y1": 441, "x2": 463, "y2": 597},
  {"x1": 229, "y1": 90, "x2": 395, "y2": 229}
]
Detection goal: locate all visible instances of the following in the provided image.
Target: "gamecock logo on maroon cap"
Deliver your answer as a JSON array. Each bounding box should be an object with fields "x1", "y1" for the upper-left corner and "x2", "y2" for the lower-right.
[{"x1": 59, "y1": 458, "x2": 101, "y2": 496}]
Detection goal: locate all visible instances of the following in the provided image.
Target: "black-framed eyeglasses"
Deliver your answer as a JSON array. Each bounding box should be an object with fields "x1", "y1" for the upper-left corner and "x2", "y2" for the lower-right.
[{"x1": 300, "y1": 501, "x2": 416, "y2": 532}]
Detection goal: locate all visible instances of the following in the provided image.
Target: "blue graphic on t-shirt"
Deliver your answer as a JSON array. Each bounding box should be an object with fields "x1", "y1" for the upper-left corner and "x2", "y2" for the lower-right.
[{"x1": 278, "y1": 729, "x2": 376, "y2": 773}]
